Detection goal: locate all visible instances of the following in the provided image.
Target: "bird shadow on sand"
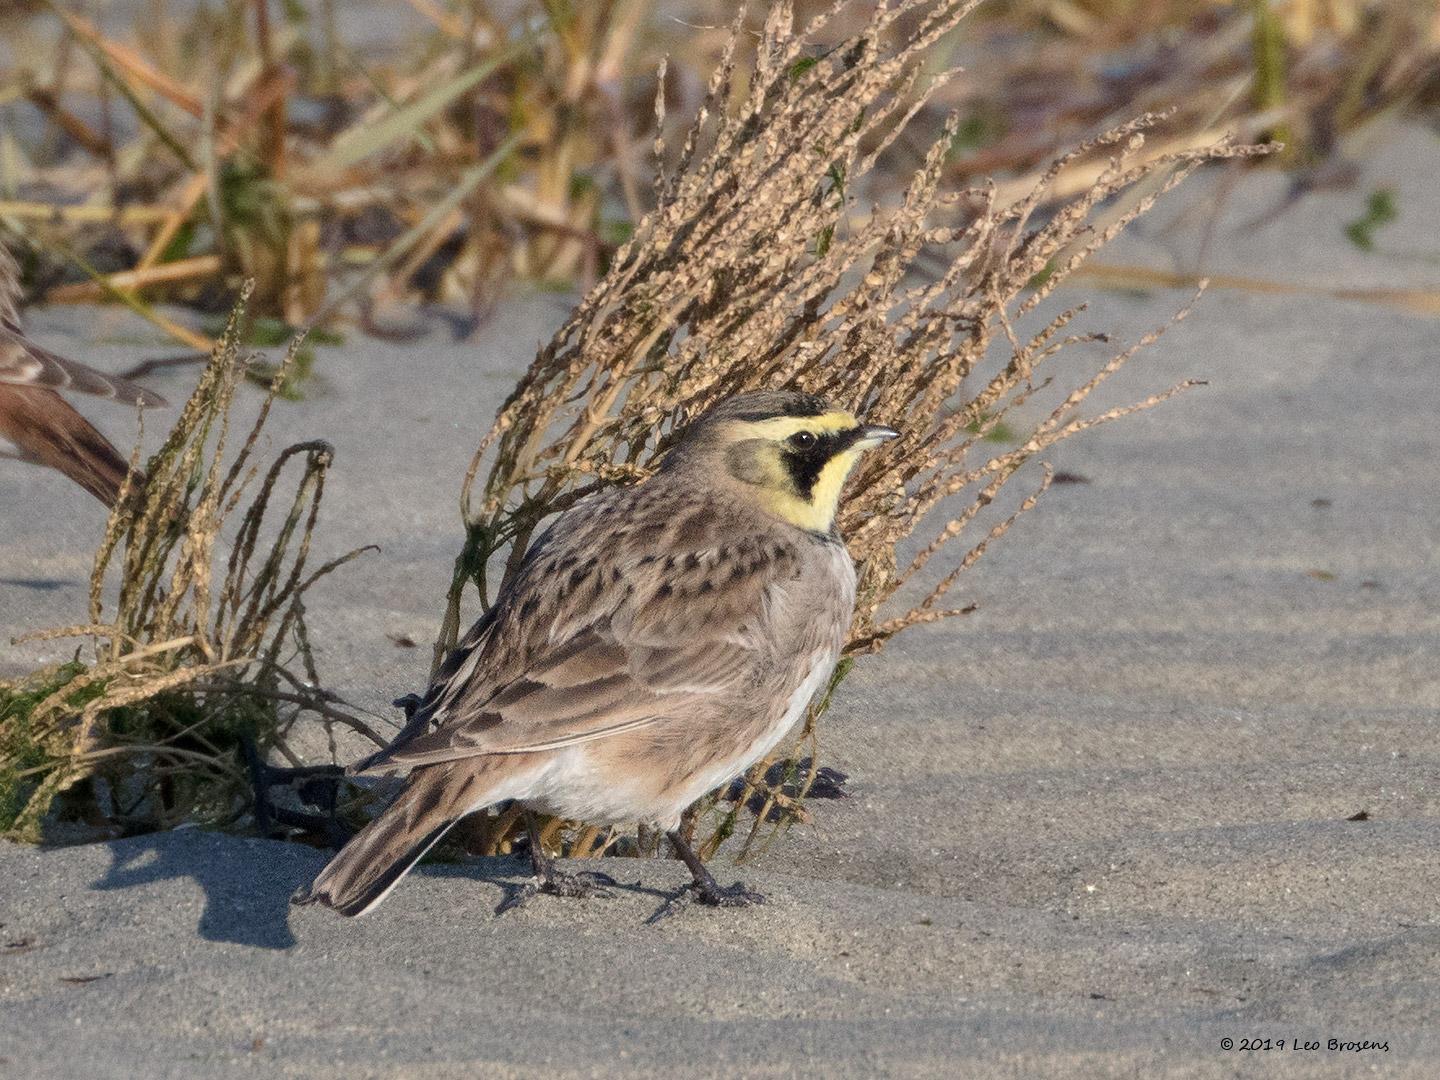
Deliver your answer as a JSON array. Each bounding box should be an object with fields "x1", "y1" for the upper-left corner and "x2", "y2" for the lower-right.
[{"x1": 87, "y1": 832, "x2": 684, "y2": 949}]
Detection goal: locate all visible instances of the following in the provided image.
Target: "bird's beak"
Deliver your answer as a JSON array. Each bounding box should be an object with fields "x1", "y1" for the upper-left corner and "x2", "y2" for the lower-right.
[{"x1": 853, "y1": 423, "x2": 900, "y2": 449}]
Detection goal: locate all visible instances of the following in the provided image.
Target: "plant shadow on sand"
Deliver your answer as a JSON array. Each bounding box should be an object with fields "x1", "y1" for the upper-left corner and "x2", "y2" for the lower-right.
[
  {"x1": 88, "y1": 832, "x2": 314, "y2": 950},
  {"x1": 0, "y1": 577, "x2": 73, "y2": 592},
  {"x1": 85, "y1": 831, "x2": 674, "y2": 950}
]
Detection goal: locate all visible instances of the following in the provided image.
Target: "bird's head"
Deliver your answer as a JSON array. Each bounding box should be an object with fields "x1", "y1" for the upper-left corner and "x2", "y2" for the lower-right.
[{"x1": 667, "y1": 389, "x2": 899, "y2": 535}]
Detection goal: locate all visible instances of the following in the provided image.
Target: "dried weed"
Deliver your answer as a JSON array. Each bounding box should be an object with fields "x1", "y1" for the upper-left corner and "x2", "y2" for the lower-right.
[{"x1": 435, "y1": 0, "x2": 1272, "y2": 860}]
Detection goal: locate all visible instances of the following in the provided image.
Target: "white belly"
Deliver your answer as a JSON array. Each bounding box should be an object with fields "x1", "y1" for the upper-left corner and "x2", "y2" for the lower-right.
[
  {"x1": 662, "y1": 653, "x2": 837, "y2": 820},
  {"x1": 523, "y1": 649, "x2": 838, "y2": 830}
]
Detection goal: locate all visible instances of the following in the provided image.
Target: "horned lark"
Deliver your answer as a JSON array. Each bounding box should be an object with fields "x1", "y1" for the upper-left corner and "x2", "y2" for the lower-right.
[
  {"x1": 0, "y1": 242, "x2": 163, "y2": 506},
  {"x1": 293, "y1": 390, "x2": 898, "y2": 917}
]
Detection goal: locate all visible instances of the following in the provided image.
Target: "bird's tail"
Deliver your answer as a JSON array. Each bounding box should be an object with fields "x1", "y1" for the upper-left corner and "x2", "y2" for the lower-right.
[
  {"x1": 0, "y1": 384, "x2": 136, "y2": 506},
  {"x1": 291, "y1": 761, "x2": 505, "y2": 917}
]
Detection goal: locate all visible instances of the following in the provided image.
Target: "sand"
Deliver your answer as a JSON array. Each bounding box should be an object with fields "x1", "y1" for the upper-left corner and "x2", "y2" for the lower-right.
[{"x1": 2, "y1": 125, "x2": 1438, "y2": 1077}]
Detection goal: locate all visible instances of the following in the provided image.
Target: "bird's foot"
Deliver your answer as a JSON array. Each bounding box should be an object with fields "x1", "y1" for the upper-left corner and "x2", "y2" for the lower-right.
[
  {"x1": 696, "y1": 879, "x2": 766, "y2": 909},
  {"x1": 496, "y1": 869, "x2": 618, "y2": 915},
  {"x1": 543, "y1": 868, "x2": 619, "y2": 899},
  {"x1": 646, "y1": 879, "x2": 765, "y2": 923}
]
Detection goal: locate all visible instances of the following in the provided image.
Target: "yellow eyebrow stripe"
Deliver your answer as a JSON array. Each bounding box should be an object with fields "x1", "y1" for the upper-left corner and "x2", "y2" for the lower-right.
[{"x1": 723, "y1": 411, "x2": 858, "y2": 440}]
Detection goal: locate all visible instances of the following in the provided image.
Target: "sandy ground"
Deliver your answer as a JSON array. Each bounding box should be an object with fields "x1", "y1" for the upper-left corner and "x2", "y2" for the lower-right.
[{"x1": 2, "y1": 124, "x2": 1439, "y2": 1077}]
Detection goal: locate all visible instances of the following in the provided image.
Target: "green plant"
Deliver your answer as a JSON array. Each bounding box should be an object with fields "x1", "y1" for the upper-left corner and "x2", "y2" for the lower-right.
[{"x1": 1345, "y1": 188, "x2": 1399, "y2": 252}]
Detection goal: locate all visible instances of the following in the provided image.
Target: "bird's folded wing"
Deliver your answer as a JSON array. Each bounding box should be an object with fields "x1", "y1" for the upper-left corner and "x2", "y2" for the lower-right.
[
  {"x1": 354, "y1": 492, "x2": 799, "y2": 773},
  {"x1": 0, "y1": 242, "x2": 160, "y2": 404},
  {"x1": 344, "y1": 605, "x2": 503, "y2": 773},
  {"x1": 374, "y1": 624, "x2": 757, "y2": 766},
  {"x1": 0, "y1": 382, "x2": 133, "y2": 505},
  {"x1": 0, "y1": 328, "x2": 165, "y2": 406}
]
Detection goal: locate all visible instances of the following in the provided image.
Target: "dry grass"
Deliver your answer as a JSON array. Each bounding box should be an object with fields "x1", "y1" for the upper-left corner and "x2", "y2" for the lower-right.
[
  {"x1": 1, "y1": 0, "x2": 1428, "y2": 350},
  {"x1": 937, "y1": 0, "x2": 1439, "y2": 184},
  {"x1": 0, "y1": 0, "x2": 1312, "y2": 863},
  {"x1": 433, "y1": 0, "x2": 1272, "y2": 861},
  {"x1": 0, "y1": 289, "x2": 378, "y2": 840},
  {"x1": 2, "y1": 0, "x2": 652, "y2": 342}
]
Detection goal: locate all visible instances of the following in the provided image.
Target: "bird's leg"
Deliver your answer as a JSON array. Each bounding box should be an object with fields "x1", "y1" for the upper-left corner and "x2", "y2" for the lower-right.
[
  {"x1": 526, "y1": 812, "x2": 618, "y2": 897},
  {"x1": 496, "y1": 812, "x2": 617, "y2": 914},
  {"x1": 648, "y1": 830, "x2": 766, "y2": 922}
]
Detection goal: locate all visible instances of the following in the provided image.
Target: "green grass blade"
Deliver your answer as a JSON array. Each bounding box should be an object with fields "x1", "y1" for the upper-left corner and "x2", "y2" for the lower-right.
[{"x1": 313, "y1": 45, "x2": 522, "y2": 174}]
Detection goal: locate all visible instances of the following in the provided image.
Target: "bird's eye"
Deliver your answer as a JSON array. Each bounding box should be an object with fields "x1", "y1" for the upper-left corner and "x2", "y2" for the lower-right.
[{"x1": 789, "y1": 430, "x2": 817, "y2": 450}]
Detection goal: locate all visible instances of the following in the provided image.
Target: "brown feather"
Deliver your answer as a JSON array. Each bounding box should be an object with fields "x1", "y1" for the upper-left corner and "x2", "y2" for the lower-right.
[
  {"x1": 363, "y1": 492, "x2": 815, "y2": 769},
  {"x1": 0, "y1": 240, "x2": 162, "y2": 506},
  {"x1": 0, "y1": 383, "x2": 133, "y2": 506},
  {"x1": 294, "y1": 757, "x2": 543, "y2": 917}
]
